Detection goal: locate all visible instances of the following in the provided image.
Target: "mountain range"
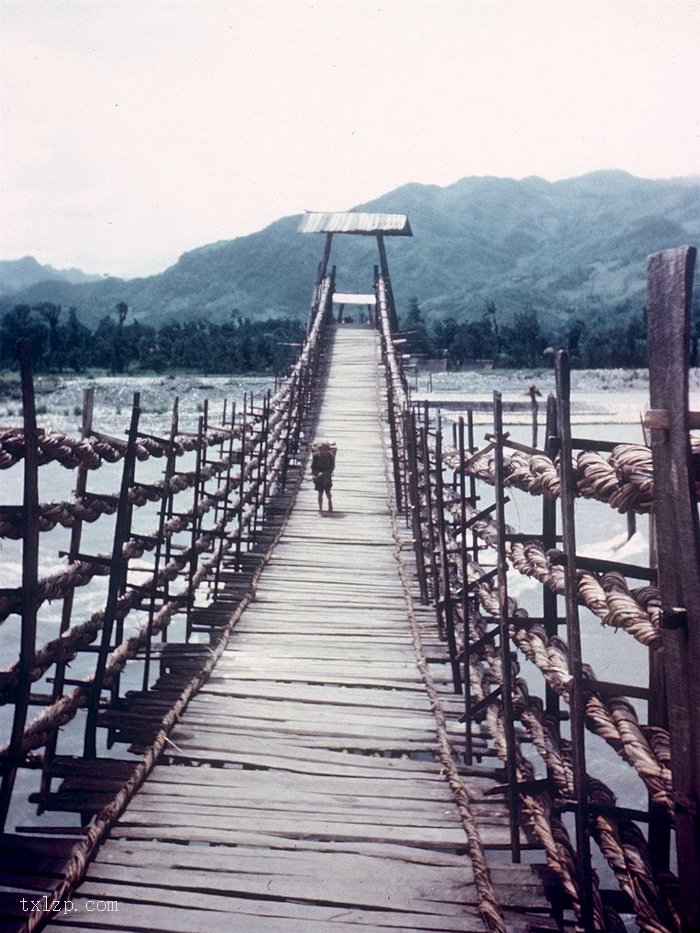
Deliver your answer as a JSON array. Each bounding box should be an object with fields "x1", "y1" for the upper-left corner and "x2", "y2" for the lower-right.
[{"x1": 2, "y1": 170, "x2": 698, "y2": 329}]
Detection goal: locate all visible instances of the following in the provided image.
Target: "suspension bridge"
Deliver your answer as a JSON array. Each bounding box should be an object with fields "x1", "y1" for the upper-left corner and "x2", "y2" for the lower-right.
[{"x1": 0, "y1": 216, "x2": 698, "y2": 933}]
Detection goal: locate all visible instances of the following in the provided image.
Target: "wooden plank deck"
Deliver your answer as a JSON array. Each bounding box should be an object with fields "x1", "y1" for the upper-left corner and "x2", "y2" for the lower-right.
[{"x1": 47, "y1": 327, "x2": 554, "y2": 933}]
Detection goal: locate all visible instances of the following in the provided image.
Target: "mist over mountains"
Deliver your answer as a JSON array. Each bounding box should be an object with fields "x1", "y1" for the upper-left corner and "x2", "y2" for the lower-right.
[{"x1": 2, "y1": 171, "x2": 698, "y2": 329}]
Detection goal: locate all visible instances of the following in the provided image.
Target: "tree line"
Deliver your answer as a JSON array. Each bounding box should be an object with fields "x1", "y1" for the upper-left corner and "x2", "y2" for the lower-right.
[
  {"x1": 0, "y1": 303, "x2": 305, "y2": 375},
  {"x1": 401, "y1": 298, "x2": 653, "y2": 369},
  {"x1": 2, "y1": 296, "x2": 693, "y2": 376}
]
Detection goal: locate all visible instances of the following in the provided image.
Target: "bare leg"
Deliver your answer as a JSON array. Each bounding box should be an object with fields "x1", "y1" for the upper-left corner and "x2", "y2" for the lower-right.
[
  {"x1": 317, "y1": 490, "x2": 323, "y2": 514},
  {"x1": 326, "y1": 490, "x2": 333, "y2": 513}
]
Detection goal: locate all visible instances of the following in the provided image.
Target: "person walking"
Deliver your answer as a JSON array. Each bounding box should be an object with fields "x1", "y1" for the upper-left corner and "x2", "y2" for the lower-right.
[{"x1": 311, "y1": 441, "x2": 336, "y2": 514}]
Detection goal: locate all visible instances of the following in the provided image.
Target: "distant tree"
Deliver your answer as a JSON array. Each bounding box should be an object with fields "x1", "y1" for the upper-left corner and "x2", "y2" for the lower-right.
[
  {"x1": 35, "y1": 302, "x2": 63, "y2": 371},
  {"x1": 500, "y1": 309, "x2": 547, "y2": 367},
  {"x1": 110, "y1": 302, "x2": 129, "y2": 373},
  {"x1": 485, "y1": 301, "x2": 502, "y2": 359},
  {"x1": 403, "y1": 298, "x2": 432, "y2": 356},
  {"x1": 64, "y1": 307, "x2": 92, "y2": 372},
  {"x1": 566, "y1": 319, "x2": 587, "y2": 363},
  {"x1": 0, "y1": 305, "x2": 48, "y2": 370}
]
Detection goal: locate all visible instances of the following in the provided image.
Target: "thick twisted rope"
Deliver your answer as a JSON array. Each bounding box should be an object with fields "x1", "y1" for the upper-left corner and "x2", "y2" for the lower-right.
[{"x1": 440, "y1": 437, "x2": 700, "y2": 516}]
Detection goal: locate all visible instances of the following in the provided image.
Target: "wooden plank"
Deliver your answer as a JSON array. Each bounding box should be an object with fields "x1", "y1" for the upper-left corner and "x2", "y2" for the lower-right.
[
  {"x1": 50, "y1": 898, "x2": 487, "y2": 932},
  {"x1": 77, "y1": 862, "x2": 476, "y2": 915}
]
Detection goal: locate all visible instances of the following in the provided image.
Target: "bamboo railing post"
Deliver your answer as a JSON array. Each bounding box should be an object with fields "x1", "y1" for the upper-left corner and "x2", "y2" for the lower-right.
[
  {"x1": 555, "y1": 351, "x2": 594, "y2": 931},
  {"x1": 646, "y1": 244, "x2": 700, "y2": 931},
  {"x1": 492, "y1": 391, "x2": 520, "y2": 861},
  {"x1": 142, "y1": 397, "x2": 180, "y2": 691},
  {"x1": 185, "y1": 415, "x2": 205, "y2": 641},
  {"x1": 434, "y1": 424, "x2": 462, "y2": 693},
  {"x1": 280, "y1": 378, "x2": 296, "y2": 492},
  {"x1": 406, "y1": 407, "x2": 429, "y2": 604},
  {"x1": 213, "y1": 400, "x2": 236, "y2": 597},
  {"x1": 466, "y1": 410, "x2": 479, "y2": 560},
  {"x1": 234, "y1": 395, "x2": 249, "y2": 571},
  {"x1": 258, "y1": 391, "x2": 273, "y2": 530},
  {"x1": 39, "y1": 387, "x2": 95, "y2": 810},
  {"x1": 420, "y1": 419, "x2": 441, "y2": 625},
  {"x1": 385, "y1": 376, "x2": 403, "y2": 511},
  {"x1": 542, "y1": 396, "x2": 561, "y2": 726},
  {"x1": 84, "y1": 392, "x2": 141, "y2": 760},
  {"x1": 0, "y1": 340, "x2": 40, "y2": 831},
  {"x1": 458, "y1": 416, "x2": 473, "y2": 762},
  {"x1": 161, "y1": 398, "x2": 179, "y2": 645}
]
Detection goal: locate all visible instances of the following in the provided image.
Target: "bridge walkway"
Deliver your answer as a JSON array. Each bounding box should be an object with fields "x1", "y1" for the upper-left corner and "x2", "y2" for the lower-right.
[{"x1": 48, "y1": 327, "x2": 553, "y2": 933}]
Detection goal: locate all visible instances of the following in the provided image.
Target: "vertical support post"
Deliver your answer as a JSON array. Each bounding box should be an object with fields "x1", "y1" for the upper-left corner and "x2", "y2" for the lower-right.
[
  {"x1": 39, "y1": 387, "x2": 94, "y2": 809},
  {"x1": 466, "y1": 410, "x2": 479, "y2": 559},
  {"x1": 142, "y1": 398, "x2": 180, "y2": 691},
  {"x1": 261, "y1": 391, "x2": 273, "y2": 511},
  {"x1": 186, "y1": 415, "x2": 205, "y2": 641},
  {"x1": 646, "y1": 245, "x2": 700, "y2": 931},
  {"x1": 386, "y1": 377, "x2": 403, "y2": 511},
  {"x1": 84, "y1": 392, "x2": 141, "y2": 760},
  {"x1": 280, "y1": 378, "x2": 296, "y2": 492},
  {"x1": 235, "y1": 395, "x2": 248, "y2": 571},
  {"x1": 0, "y1": 340, "x2": 40, "y2": 831},
  {"x1": 528, "y1": 384, "x2": 540, "y2": 448},
  {"x1": 435, "y1": 425, "x2": 462, "y2": 693},
  {"x1": 420, "y1": 420, "x2": 441, "y2": 626},
  {"x1": 251, "y1": 394, "x2": 269, "y2": 539},
  {"x1": 458, "y1": 416, "x2": 473, "y2": 763},
  {"x1": 318, "y1": 232, "x2": 333, "y2": 283},
  {"x1": 543, "y1": 396, "x2": 561, "y2": 725},
  {"x1": 492, "y1": 391, "x2": 520, "y2": 861},
  {"x1": 555, "y1": 352, "x2": 594, "y2": 931},
  {"x1": 406, "y1": 408, "x2": 429, "y2": 604},
  {"x1": 213, "y1": 400, "x2": 236, "y2": 596}
]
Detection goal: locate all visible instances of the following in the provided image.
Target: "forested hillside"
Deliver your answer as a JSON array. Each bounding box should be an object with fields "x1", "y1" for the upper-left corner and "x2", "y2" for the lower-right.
[{"x1": 1, "y1": 171, "x2": 698, "y2": 370}]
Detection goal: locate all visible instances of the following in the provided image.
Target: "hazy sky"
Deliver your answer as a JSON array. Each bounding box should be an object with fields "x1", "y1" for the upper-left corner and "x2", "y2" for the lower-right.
[{"x1": 1, "y1": 0, "x2": 698, "y2": 279}]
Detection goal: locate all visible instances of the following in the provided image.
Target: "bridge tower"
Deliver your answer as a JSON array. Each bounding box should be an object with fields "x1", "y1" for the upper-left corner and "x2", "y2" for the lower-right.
[{"x1": 298, "y1": 209, "x2": 413, "y2": 329}]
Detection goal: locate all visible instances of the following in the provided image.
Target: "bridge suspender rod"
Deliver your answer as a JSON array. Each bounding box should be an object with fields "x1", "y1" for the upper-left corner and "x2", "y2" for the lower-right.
[{"x1": 0, "y1": 340, "x2": 40, "y2": 832}]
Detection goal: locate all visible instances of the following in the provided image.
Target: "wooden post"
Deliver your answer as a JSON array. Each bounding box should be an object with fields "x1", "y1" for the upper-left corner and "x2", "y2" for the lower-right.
[
  {"x1": 555, "y1": 353, "x2": 594, "y2": 931},
  {"x1": 235, "y1": 395, "x2": 249, "y2": 571},
  {"x1": 406, "y1": 408, "x2": 429, "y2": 604},
  {"x1": 39, "y1": 387, "x2": 95, "y2": 810},
  {"x1": 543, "y1": 396, "x2": 561, "y2": 725},
  {"x1": 420, "y1": 420, "x2": 441, "y2": 622},
  {"x1": 142, "y1": 398, "x2": 180, "y2": 691},
  {"x1": 435, "y1": 425, "x2": 463, "y2": 693},
  {"x1": 458, "y1": 416, "x2": 474, "y2": 762},
  {"x1": 493, "y1": 392, "x2": 520, "y2": 861},
  {"x1": 386, "y1": 377, "x2": 403, "y2": 511},
  {"x1": 528, "y1": 384, "x2": 540, "y2": 448},
  {"x1": 318, "y1": 232, "x2": 333, "y2": 283},
  {"x1": 213, "y1": 400, "x2": 236, "y2": 596},
  {"x1": 0, "y1": 340, "x2": 40, "y2": 831},
  {"x1": 84, "y1": 393, "x2": 141, "y2": 759},
  {"x1": 185, "y1": 415, "x2": 205, "y2": 641},
  {"x1": 646, "y1": 245, "x2": 700, "y2": 931}
]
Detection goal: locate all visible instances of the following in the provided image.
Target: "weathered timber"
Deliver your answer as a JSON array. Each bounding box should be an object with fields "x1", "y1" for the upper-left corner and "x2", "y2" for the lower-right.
[{"x1": 36, "y1": 326, "x2": 553, "y2": 933}]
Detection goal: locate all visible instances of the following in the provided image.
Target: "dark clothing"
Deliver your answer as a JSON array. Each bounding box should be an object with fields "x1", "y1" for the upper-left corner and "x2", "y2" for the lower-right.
[{"x1": 312, "y1": 449, "x2": 335, "y2": 491}]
